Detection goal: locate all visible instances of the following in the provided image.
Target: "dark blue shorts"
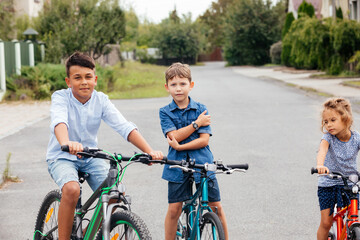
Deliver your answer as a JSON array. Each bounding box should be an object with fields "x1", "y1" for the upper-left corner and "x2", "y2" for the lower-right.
[
  {"x1": 318, "y1": 186, "x2": 352, "y2": 215},
  {"x1": 168, "y1": 174, "x2": 221, "y2": 204}
]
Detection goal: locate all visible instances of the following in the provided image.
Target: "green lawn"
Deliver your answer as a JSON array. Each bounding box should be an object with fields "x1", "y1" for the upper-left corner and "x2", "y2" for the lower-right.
[{"x1": 104, "y1": 61, "x2": 169, "y2": 99}]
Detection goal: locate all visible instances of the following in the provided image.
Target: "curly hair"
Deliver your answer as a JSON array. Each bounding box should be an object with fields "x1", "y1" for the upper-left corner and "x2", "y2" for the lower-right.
[{"x1": 321, "y1": 98, "x2": 353, "y2": 132}]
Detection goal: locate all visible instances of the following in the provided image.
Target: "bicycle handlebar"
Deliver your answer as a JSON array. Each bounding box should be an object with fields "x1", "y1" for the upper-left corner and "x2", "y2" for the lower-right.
[
  {"x1": 160, "y1": 159, "x2": 249, "y2": 172},
  {"x1": 60, "y1": 145, "x2": 166, "y2": 164}
]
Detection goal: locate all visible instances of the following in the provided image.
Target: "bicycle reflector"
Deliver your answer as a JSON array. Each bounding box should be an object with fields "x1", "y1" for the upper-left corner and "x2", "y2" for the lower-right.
[{"x1": 45, "y1": 208, "x2": 54, "y2": 223}]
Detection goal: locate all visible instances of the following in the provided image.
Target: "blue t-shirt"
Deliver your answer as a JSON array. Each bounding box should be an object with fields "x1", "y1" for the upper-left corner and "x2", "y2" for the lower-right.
[
  {"x1": 159, "y1": 97, "x2": 214, "y2": 183},
  {"x1": 318, "y1": 131, "x2": 360, "y2": 187},
  {"x1": 46, "y1": 89, "x2": 137, "y2": 162}
]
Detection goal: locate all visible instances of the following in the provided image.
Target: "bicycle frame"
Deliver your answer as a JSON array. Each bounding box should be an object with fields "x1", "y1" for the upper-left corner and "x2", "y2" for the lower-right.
[
  {"x1": 178, "y1": 171, "x2": 216, "y2": 240},
  {"x1": 74, "y1": 167, "x2": 128, "y2": 240},
  {"x1": 332, "y1": 197, "x2": 359, "y2": 240}
]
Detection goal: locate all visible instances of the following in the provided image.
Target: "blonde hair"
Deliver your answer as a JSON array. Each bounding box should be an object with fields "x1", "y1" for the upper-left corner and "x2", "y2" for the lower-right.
[
  {"x1": 165, "y1": 62, "x2": 191, "y2": 83},
  {"x1": 321, "y1": 97, "x2": 353, "y2": 132}
]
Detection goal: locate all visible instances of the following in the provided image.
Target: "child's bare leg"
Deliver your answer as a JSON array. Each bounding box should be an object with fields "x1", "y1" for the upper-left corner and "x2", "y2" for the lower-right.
[
  {"x1": 165, "y1": 202, "x2": 183, "y2": 240},
  {"x1": 317, "y1": 208, "x2": 333, "y2": 240},
  {"x1": 58, "y1": 181, "x2": 80, "y2": 240},
  {"x1": 209, "y1": 201, "x2": 228, "y2": 240}
]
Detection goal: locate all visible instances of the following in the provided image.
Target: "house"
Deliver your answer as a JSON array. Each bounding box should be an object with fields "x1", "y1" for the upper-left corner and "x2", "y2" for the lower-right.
[
  {"x1": 13, "y1": 0, "x2": 48, "y2": 18},
  {"x1": 288, "y1": 0, "x2": 359, "y2": 22}
]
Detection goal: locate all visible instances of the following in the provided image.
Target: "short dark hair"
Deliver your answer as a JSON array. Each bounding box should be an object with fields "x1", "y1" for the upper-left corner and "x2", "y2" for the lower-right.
[
  {"x1": 165, "y1": 62, "x2": 191, "y2": 83},
  {"x1": 65, "y1": 52, "x2": 95, "y2": 77}
]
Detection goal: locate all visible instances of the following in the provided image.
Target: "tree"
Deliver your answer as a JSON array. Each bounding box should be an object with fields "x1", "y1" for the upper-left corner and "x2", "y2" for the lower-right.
[
  {"x1": 0, "y1": 0, "x2": 14, "y2": 40},
  {"x1": 199, "y1": 0, "x2": 233, "y2": 52},
  {"x1": 223, "y1": 0, "x2": 281, "y2": 65},
  {"x1": 297, "y1": 0, "x2": 315, "y2": 18},
  {"x1": 282, "y1": 12, "x2": 295, "y2": 38},
  {"x1": 34, "y1": 0, "x2": 125, "y2": 62},
  {"x1": 154, "y1": 11, "x2": 200, "y2": 62}
]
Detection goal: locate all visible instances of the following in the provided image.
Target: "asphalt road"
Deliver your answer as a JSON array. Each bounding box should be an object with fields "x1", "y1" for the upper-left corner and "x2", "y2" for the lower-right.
[{"x1": 1, "y1": 62, "x2": 357, "y2": 239}]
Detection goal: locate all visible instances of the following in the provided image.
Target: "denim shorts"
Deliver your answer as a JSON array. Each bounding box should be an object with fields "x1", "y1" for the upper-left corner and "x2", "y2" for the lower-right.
[
  {"x1": 318, "y1": 185, "x2": 353, "y2": 215},
  {"x1": 47, "y1": 157, "x2": 109, "y2": 192},
  {"x1": 168, "y1": 174, "x2": 221, "y2": 203}
]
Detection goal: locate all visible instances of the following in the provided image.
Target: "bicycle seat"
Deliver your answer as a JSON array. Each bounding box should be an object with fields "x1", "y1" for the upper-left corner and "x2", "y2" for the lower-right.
[{"x1": 78, "y1": 171, "x2": 90, "y2": 183}]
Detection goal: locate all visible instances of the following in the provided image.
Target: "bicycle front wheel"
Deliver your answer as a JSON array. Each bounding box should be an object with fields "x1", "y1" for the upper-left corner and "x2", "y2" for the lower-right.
[
  {"x1": 176, "y1": 211, "x2": 188, "y2": 240},
  {"x1": 95, "y1": 210, "x2": 152, "y2": 240},
  {"x1": 199, "y1": 212, "x2": 225, "y2": 240},
  {"x1": 34, "y1": 190, "x2": 61, "y2": 240}
]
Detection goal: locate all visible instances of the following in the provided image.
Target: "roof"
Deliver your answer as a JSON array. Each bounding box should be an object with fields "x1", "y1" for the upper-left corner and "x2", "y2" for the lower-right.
[{"x1": 23, "y1": 28, "x2": 39, "y2": 35}]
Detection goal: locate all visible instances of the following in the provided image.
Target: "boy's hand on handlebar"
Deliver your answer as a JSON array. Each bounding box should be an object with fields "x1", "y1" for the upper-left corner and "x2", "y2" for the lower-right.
[
  {"x1": 316, "y1": 165, "x2": 329, "y2": 174},
  {"x1": 66, "y1": 141, "x2": 83, "y2": 158},
  {"x1": 148, "y1": 150, "x2": 164, "y2": 160}
]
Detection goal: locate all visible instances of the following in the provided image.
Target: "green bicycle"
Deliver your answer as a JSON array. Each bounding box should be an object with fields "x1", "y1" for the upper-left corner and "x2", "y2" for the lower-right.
[{"x1": 34, "y1": 146, "x2": 157, "y2": 240}]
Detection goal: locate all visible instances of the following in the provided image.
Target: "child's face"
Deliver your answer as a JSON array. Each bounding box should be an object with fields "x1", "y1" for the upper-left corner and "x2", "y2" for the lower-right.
[
  {"x1": 65, "y1": 65, "x2": 97, "y2": 104},
  {"x1": 322, "y1": 109, "x2": 347, "y2": 136},
  {"x1": 165, "y1": 76, "x2": 194, "y2": 106}
]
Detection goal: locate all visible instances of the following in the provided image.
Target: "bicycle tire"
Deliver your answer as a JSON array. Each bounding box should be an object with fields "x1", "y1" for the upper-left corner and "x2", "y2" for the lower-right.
[
  {"x1": 328, "y1": 232, "x2": 335, "y2": 240},
  {"x1": 95, "y1": 210, "x2": 152, "y2": 240},
  {"x1": 34, "y1": 190, "x2": 61, "y2": 240},
  {"x1": 176, "y1": 211, "x2": 188, "y2": 240},
  {"x1": 351, "y1": 226, "x2": 360, "y2": 240},
  {"x1": 199, "y1": 212, "x2": 225, "y2": 240}
]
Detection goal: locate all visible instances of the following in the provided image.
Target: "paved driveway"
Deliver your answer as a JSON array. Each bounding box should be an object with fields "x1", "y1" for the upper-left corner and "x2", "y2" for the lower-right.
[{"x1": 1, "y1": 62, "x2": 355, "y2": 239}]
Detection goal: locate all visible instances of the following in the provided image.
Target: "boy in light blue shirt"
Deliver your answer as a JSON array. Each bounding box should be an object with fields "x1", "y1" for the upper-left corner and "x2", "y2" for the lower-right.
[
  {"x1": 46, "y1": 52, "x2": 163, "y2": 240},
  {"x1": 159, "y1": 62, "x2": 228, "y2": 240}
]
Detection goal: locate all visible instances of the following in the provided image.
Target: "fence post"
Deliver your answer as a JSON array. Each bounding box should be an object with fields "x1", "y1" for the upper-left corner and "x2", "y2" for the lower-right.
[
  {"x1": 40, "y1": 43, "x2": 45, "y2": 62},
  {"x1": 0, "y1": 39, "x2": 5, "y2": 101},
  {"x1": 27, "y1": 40, "x2": 35, "y2": 67},
  {"x1": 12, "y1": 39, "x2": 21, "y2": 75}
]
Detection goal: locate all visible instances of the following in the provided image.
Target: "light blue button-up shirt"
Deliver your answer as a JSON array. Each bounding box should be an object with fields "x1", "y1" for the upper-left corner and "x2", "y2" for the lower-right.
[
  {"x1": 46, "y1": 88, "x2": 137, "y2": 162},
  {"x1": 159, "y1": 97, "x2": 214, "y2": 183}
]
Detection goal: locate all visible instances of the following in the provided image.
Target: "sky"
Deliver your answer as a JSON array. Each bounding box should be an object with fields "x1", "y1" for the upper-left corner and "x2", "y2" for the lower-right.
[{"x1": 120, "y1": 0, "x2": 215, "y2": 23}]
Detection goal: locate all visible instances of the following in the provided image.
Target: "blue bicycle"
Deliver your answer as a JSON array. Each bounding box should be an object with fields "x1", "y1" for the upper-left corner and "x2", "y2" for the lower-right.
[{"x1": 153, "y1": 158, "x2": 248, "y2": 240}]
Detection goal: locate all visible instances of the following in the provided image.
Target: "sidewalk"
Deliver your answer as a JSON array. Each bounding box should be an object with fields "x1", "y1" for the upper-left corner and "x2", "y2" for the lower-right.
[
  {"x1": 232, "y1": 66, "x2": 360, "y2": 99},
  {"x1": 0, "y1": 101, "x2": 50, "y2": 140}
]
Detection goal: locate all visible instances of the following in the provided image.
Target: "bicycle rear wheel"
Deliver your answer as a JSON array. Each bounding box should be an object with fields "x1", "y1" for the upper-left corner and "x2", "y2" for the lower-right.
[
  {"x1": 199, "y1": 212, "x2": 225, "y2": 240},
  {"x1": 34, "y1": 190, "x2": 61, "y2": 240},
  {"x1": 95, "y1": 210, "x2": 152, "y2": 240},
  {"x1": 350, "y1": 225, "x2": 360, "y2": 240}
]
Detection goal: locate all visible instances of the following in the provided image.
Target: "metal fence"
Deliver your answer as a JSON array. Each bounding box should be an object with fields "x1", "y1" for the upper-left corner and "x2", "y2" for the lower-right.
[{"x1": 0, "y1": 39, "x2": 45, "y2": 101}]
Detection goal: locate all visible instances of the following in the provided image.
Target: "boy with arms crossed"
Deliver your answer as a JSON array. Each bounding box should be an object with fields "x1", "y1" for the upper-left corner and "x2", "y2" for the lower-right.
[
  {"x1": 159, "y1": 62, "x2": 228, "y2": 240},
  {"x1": 46, "y1": 52, "x2": 163, "y2": 240}
]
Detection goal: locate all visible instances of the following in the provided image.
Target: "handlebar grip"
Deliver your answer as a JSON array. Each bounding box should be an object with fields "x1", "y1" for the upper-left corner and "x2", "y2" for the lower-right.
[
  {"x1": 227, "y1": 164, "x2": 249, "y2": 170},
  {"x1": 61, "y1": 145, "x2": 69, "y2": 152},
  {"x1": 61, "y1": 145, "x2": 90, "y2": 153},
  {"x1": 165, "y1": 159, "x2": 183, "y2": 165},
  {"x1": 311, "y1": 168, "x2": 318, "y2": 174}
]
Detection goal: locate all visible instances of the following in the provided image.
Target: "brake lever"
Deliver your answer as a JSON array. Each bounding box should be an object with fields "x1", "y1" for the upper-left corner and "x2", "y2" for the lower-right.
[
  {"x1": 222, "y1": 169, "x2": 247, "y2": 174},
  {"x1": 169, "y1": 165, "x2": 195, "y2": 173}
]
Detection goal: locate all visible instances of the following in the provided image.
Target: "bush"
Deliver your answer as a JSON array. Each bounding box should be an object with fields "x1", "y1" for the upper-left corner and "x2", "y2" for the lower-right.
[
  {"x1": 282, "y1": 16, "x2": 331, "y2": 69},
  {"x1": 270, "y1": 41, "x2": 282, "y2": 64},
  {"x1": 348, "y1": 51, "x2": 360, "y2": 72},
  {"x1": 281, "y1": 17, "x2": 360, "y2": 75}
]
